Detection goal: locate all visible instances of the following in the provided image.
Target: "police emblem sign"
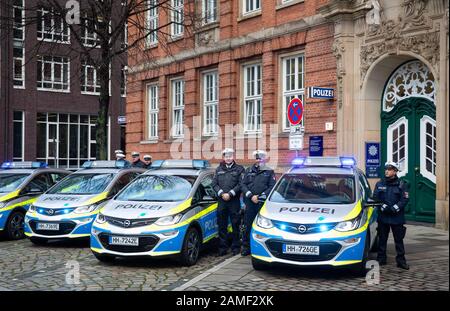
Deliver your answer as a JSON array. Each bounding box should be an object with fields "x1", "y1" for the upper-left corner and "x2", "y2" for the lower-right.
[{"x1": 365, "y1": 142, "x2": 381, "y2": 178}]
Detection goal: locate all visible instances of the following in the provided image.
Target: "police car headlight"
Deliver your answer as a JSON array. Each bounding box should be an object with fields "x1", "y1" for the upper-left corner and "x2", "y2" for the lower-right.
[
  {"x1": 155, "y1": 214, "x2": 183, "y2": 226},
  {"x1": 95, "y1": 213, "x2": 106, "y2": 224},
  {"x1": 334, "y1": 212, "x2": 365, "y2": 232},
  {"x1": 73, "y1": 204, "x2": 99, "y2": 214},
  {"x1": 255, "y1": 214, "x2": 273, "y2": 229},
  {"x1": 28, "y1": 204, "x2": 36, "y2": 212}
]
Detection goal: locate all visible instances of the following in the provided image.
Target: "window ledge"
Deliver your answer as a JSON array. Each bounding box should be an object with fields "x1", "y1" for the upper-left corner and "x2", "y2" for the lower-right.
[
  {"x1": 37, "y1": 88, "x2": 71, "y2": 94},
  {"x1": 196, "y1": 21, "x2": 219, "y2": 32},
  {"x1": 276, "y1": 0, "x2": 304, "y2": 11},
  {"x1": 140, "y1": 139, "x2": 159, "y2": 144},
  {"x1": 144, "y1": 42, "x2": 158, "y2": 50},
  {"x1": 168, "y1": 35, "x2": 184, "y2": 43},
  {"x1": 238, "y1": 11, "x2": 262, "y2": 22}
]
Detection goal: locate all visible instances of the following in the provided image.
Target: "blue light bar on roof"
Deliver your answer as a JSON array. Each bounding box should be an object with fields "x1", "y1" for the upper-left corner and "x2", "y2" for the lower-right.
[
  {"x1": 81, "y1": 160, "x2": 129, "y2": 169},
  {"x1": 291, "y1": 157, "x2": 306, "y2": 167},
  {"x1": 151, "y1": 160, "x2": 210, "y2": 169},
  {"x1": 1, "y1": 161, "x2": 47, "y2": 169},
  {"x1": 339, "y1": 157, "x2": 356, "y2": 167}
]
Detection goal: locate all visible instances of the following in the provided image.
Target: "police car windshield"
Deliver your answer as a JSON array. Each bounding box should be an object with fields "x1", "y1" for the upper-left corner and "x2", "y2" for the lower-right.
[
  {"x1": 115, "y1": 175, "x2": 195, "y2": 202},
  {"x1": 47, "y1": 173, "x2": 114, "y2": 195},
  {"x1": 0, "y1": 174, "x2": 29, "y2": 193},
  {"x1": 270, "y1": 174, "x2": 356, "y2": 204}
]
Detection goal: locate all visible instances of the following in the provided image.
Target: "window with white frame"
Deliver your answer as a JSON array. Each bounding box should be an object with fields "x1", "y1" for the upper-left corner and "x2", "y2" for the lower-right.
[
  {"x1": 203, "y1": 71, "x2": 219, "y2": 135},
  {"x1": 146, "y1": 0, "x2": 158, "y2": 46},
  {"x1": 147, "y1": 84, "x2": 159, "y2": 139},
  {"x1": 81, "y1": 62, "x2": 101, "y2": 94},
  {"x1": 282, "y1": 54, "x2": 305, "y2": 131},
  {"x1": 13, "y1": 0, "x2": 25, "y2": 88},
  {"x1": 202, "y1": 0, "x2": 217, "y2": 24},
  {"x1": 121, "y1": 66, "x2": 127, "y2": 97},
  {"x1": 37, "y1": 8, "x2": 70, "y2": 43},
  {"x1": 171, "y1": 0, "x2": 184, "y2": 37},
  {"x1": 243, "y1": 63, "x2": 262, "y2": 133},
  {"x1": 13, "y1": 111, "x2": 25, "y2": 161},
  {"x1": 37, "y1": 56, "x2": 70, "y2": 91},
  {"x1": 171, "y1": 79, "x2": 185, "y2": 137},
  {"x1": 387, "y1": 117, "x2": 408, "y2": 177},
  {"x1": 81, "y1": 14, "x2": 98, "y2": 46},
  {"x1": 243, "y1": 0, "x2": 261, "y2": 15},
  {"x1": 420, "y1": 115, "x2": 436, "y2": 183}
]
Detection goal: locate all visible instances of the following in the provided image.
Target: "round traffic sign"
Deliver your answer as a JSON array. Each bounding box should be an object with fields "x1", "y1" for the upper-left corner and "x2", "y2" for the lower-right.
[{"x1": 287, "y1": 97, "x2": 304, "y2": 126}]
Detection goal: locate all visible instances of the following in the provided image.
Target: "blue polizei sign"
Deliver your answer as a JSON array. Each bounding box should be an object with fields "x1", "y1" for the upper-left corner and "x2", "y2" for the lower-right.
[
  {"x1": 365, "y1": 142, "x2": 381, "y2": 166},
  {"x1": 309, "y1": 136, "x2": 323, "y2": 156},
  {"x1": 308, "y1": 87, "x2": 334, "y2": 99}
]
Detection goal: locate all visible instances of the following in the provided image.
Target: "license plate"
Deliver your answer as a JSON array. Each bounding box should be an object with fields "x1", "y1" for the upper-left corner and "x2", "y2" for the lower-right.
[
  {"x1": 283, "y1": 244, "x2": 320, "y2": 255},
  {"x1": 36, "y1": 223, "x2": 59, "y2": 231},
  {"x1": 109, "y1": 236, "x2": 139, "y2": 246}
]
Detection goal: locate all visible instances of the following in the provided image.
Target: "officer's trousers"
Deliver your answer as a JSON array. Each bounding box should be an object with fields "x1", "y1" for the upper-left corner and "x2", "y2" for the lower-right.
[
  {"x1": 242, "y1": 199, "x2": 262, "y2": 251},
  {"x1": 217, "y1": 199, "x2": 241, "y2": 252},
  {"x1": 377, "y1": 222, "x2": 407, "y2": 264}
]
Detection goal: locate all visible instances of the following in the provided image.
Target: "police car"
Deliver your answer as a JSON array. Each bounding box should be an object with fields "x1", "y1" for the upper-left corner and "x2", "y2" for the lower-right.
[
  {"x1": 250, "y1": 157, "x2": 380, "y2": 275},
  {"x1": 0, "y1": 162, "x2": 69, "y2": 240},
  {"x1": 24, "y1": 161, "x2": 146, "y2": 244},
  {"x1": 90, "y1": 160, "x2": 219, "y2": 266}
]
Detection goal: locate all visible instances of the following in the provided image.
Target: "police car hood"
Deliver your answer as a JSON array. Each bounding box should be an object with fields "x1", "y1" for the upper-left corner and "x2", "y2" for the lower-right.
[
  {"x1": 262, "y1": 201, "x2": 358, "y2": 224},
  {"x1": 101, "y1": 199, "x2": 183, "y2": 219},
  {"x1": 35, "y1": 194, "x2": 102, "y2": 208}
]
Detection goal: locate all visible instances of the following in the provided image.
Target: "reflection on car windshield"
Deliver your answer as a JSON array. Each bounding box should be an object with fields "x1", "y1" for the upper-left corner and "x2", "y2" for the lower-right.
[
  {"x1": 47, "y1": 173, "x2": 114, "y2": 195},
  {"x1": 0, "y1": 174, "x2": 29, "y2": 193},
  {"x1": 270, "y1": 174, "x2": 356, "y2": 204},
  {"x1": 115, "y1": 175, "x2": 196, "y2": 202}
]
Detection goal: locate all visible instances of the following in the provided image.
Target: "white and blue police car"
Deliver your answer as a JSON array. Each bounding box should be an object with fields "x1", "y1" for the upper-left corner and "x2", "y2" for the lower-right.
[
  {"x1": 90, "y1": 160, "x2": 219, "y2": 266},
  {"x1": 250, "y1": 157, "x2": 380, "y2": 275},
  {"x1": 24, "y1": 161, "x2": 145, "y2": 244}
]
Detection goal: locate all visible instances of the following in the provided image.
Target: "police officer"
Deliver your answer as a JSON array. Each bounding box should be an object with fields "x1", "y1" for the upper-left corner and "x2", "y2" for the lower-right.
[
  {"x1": 115, "y1": 153, "x2": 131, "y2": 168},
  {"x1": 212, "y1": 148, "x2": 245, "y2": 256},
  {"x1": 373, "y1": 161, "x2": 410, "y2": 270},
  {"x1": 131, "y1": 151, "x2": 145, "y2": 168},
  {"x1": 241, "y1": 150, "x2": 276, "y2": 256},
  {"x1": 115, "y1": 150, "x2": 124, "y2": 160},
  {"x1": 143, "y1": 155, "x2": 152, "y2": 169}
]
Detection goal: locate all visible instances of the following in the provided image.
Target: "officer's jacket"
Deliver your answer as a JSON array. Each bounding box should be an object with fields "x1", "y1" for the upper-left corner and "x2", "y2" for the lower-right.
[
  {"x1": 241, "y1": 164, "x2": 276, "y2": 198},
  {"x1": 373, "y1": 176, "x2": 409, "y2": 225},
  {"x1": 131, "y1": 160, "x2": 146, "y2": 168},
  {"x1": 212, "y1": 161, "x2": 245, "y2": 198}
]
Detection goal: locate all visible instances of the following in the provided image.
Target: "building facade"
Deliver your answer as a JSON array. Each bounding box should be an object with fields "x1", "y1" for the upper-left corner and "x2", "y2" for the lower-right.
[
  {"x1": 319, "y1": 0, "x2": 449, "y2": 229},
  {"x1": 127, "y1": 0, "x2": 338, "y2": 171},
  {"x1": 0, "y1": 0, "x2": 127, "y2": 167}
]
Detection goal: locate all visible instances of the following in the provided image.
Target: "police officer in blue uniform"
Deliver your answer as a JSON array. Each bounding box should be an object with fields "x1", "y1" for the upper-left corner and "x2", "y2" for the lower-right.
[
  {"x1": 241, "y1": 150, "x2": 276, "y2": 256},
  {"x1": 212, "y1": 148, "x2": 245, "y2": 256},
  {"x1": 373, "y1": 161, "x2": 410, "y2": 270}
]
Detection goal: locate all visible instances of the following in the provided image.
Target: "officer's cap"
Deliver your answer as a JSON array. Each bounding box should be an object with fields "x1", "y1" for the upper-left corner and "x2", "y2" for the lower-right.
[
  {"x1": 114, "y1": 149, "x2": 124, "y2": 154},
  {"x1": 143, "y1": 154, "x2": 152, "y2": 160},
  {"x1": 222, "y1": 148, "x2": 235, "y2": 156},
  {"x1": 116, "y1": 153, "x2": 126, "y2": 158},
  {"x1": 131, "y1": 151, "x2": 140, "y2": 157},
  {"x1": 253, "y1": 150, "x2": 267, "y2": 159},
  {"x1": 385, "y1": 161, "x2": 399, "y2": 171}
]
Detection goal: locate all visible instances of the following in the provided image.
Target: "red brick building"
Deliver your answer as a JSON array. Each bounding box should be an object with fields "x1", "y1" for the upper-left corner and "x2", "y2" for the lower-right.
[{"x1": 127, "y1": 0, "x2": 337, "y2": 171}]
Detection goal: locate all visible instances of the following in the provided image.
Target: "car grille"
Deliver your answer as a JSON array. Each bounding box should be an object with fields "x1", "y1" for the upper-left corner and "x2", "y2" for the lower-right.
[
  {"x1": 98, "y1": 233, "x2": 160, "y2": 253},
  {"x1": 36, "y1": 207, "x2": 75, "y2": 216},
  {"x1": 29, "y1": 220, "x2": 76, "y2": 236},
  {"x1": 272, "y1": 220, "x2": 338, "y2": 235},
  {"x1": 104, "y1": 215, "x2": 158, "y2": 228},
  {"x1": 265, "y1": 239, "x2": 341, "y2": 262}
]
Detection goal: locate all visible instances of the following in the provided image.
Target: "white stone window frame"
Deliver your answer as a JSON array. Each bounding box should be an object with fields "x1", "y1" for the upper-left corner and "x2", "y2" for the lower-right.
[
  {"x1": 202, "y1": 0, "x2": 218, "y2": 24},
  {"x1": 146, "y1": 0, "x2": 159, "y2": 47},
  {"x1": 387, "y1": 116, "x2": 408, "y2": 178},
  {"x1": 202, "y1": 70, "x2": 219, "y2": 136},
  {"x1": 13, "y1": 0, "x2": 25, "y2": 89},
  {"x1": 171, "y1": 0, "x2": 184, "y2": 38},
  {"x1": 420, "y1": 115, "x2": 436, "y2": 183},
  {"x1": 243, "y1": 63, "x2": 262, "y2": 133},
  {"x1": 81, "y1": 62, "x2": 100, "y2": 95},
  {"x1": 281, "y1": 54, "x2": 305, "y2": 132},
  {"x1": 37, "y1": 56, "x2": 70, "y2": 92},
  {"x1": 243, "y1": 0, "x2": 261, "y2": 15},
  {"x1": 147, "y1": 83, "x2": 159, "y2": 139},
  {"x1": 171, "y1": 78, "x2": 185, "y2": 138},
  {"x1": 37, "y1": 8, "x2": 70, "y2": 44}
]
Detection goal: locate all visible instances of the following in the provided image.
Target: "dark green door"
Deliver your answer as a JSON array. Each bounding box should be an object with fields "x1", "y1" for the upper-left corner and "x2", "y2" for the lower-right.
[{"x1": 381, "y1": 98, "x2": 436, "y2": 223}]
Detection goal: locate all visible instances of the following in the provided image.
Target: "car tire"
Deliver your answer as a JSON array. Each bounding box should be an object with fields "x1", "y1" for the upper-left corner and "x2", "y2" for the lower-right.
[
  {"x1": 251, "y1": 257, "x2": 269, "y2": 271},
  {"x1": 179, "y1": 227, "x2": 201, "y2": 266},
  {"x1": 93, "y1": 252, "x2": 116, "y2": 263},
  {"x1": 351, "y1": 233, "x2": 370, "y2": 277},
  {"x1": 5, "y1": 210, "x2": 25, "y2": 240},
  {"x1": 29, "y1": 237, "x2": 48, "y2": 245}
]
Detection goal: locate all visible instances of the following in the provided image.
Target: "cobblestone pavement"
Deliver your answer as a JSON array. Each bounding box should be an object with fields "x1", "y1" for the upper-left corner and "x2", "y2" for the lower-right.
[{"x1": 0, "y1": 224, "x2": 448, "y2": 291}]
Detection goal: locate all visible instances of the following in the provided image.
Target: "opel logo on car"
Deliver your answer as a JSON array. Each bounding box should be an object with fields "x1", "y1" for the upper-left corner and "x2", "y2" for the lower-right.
[
  {"x1": 123, "y1": 220, "x2": 131, "y2": 227},
  {"x1": 47, "y1": 209, "x2": 54, "y2": 215},
  {"x1": 298, "y1": 225, "x2": 307, "y2": 233}
]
